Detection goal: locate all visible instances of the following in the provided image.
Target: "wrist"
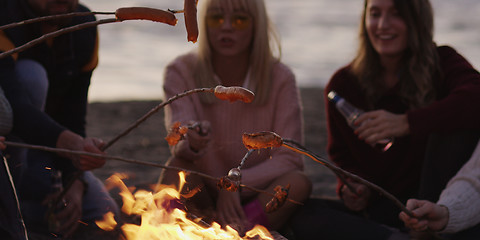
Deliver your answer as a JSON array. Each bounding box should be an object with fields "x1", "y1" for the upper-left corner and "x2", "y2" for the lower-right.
[
  {"x1": 437, "y1": 205, "x2": 449, "y2": 231},
  {"x1": 56, "y1": 130, "x2": 83, "y2": 150}
]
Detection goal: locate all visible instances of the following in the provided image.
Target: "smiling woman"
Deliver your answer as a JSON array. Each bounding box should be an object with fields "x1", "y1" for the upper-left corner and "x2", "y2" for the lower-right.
[{"x1": 291, "y1": 0, "x2": 480, "y2": 239}]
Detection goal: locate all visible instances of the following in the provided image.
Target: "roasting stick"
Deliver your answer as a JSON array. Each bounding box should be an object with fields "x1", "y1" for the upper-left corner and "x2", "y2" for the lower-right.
[
  {"x1": 2, "y1": 154, "x2": 29, "y2": 240},
  {"x1": 101, "y1": 87, "x2": 215, "y2": 151},
  {"x1": 0, "y1": 7, "x2": 182, "y2": 208},
  {"x1": 242, "y1": 132, "x2": 415, "y2": 218},
  {"x1": 281, "y1": 141, "x2": 414, "y2": 217},
  {"x1": 282, "y1": 139, "x2": 358, "y2": 196},
  {"x1": 0, "y1": 11, "x2": 114, "y2": 31},
  {"x1": 0, "y1": 7, "x2": 178, "y2": 60},
  {"x1": 0, "y1": 18, "x2": 117, "y2": 60},
  {"x1": 103, "y1": 85, "x2": 254, "y2": 150},
  {"x1": 3, "y1": 141, "x2": 302, "y2": 205},
  {"x1": 282, "y1": 139, "x2": 444, "y2": 237}
]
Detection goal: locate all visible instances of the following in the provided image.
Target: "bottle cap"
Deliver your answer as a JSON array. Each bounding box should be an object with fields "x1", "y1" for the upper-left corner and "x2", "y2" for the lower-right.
[{"x1": 327, "y1": 91, "x2": 341, "y2": 103}]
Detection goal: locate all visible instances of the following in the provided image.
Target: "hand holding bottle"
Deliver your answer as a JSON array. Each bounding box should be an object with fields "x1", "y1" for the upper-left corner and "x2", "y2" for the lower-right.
[
  {"x1": 354, "y1": 110, "x2": 410, "y2": 146},
  {"x1": 327, "y1": 91, "x2": 398, "y2": 151}
]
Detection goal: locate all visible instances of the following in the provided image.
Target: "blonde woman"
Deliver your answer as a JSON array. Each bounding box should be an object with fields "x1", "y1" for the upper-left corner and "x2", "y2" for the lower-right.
[{"x1": 160, "y1": 0, "x2": 311, "y2": 233}]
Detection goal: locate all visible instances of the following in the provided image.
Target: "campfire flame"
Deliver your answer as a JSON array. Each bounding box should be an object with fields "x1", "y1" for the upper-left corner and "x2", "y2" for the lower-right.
[{"x1": 96, "y1": 172, "x2": 274, "y2": 240}]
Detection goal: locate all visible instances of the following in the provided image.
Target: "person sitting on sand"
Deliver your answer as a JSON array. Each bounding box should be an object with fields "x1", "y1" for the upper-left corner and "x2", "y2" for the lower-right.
[
  {"x1": 159, "y1": 0, "x2": 312, "y2": 234},
  {"x1": 0, "y1": 0, "x2": 119, "y2": 238},
  {"x1": 291, "y1": 0, "x2": 480, "y2": 239}
]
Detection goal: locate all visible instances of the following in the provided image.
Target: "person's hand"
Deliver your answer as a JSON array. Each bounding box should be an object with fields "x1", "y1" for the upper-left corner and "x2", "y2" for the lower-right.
[
  {"x1": 216, "y1": 190, "x2": 248, "y2": 235},
  {"x1": 43, "y1": 179, "x2": 84, "y2": 237},
  {"x1": 399, "y1": 199, "x2": 449, "y2": 232},
  {"x1": 341, "y1": 181, "x2": 371, "y2": 211},
  {"x1": 0, "y1": 136, "x2": 5, "y2": 150},
  {"x1": 186, "y1": 120, "x2": 211, "y2": 154},
  {"x1": 56, "y1": 130, "x2": 106, "y2": 170},
  {"x1": 354, "y1": 110, "x2": 410, "y2": 145}
]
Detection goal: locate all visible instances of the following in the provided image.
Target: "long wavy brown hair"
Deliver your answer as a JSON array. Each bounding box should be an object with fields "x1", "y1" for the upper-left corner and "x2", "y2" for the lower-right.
[{"x1": 351, "y1": 0, "x2": 441, "y2": 109}]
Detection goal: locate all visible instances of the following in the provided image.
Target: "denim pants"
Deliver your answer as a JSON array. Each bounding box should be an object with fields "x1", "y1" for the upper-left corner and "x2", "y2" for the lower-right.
[{"x1": 12, "y1": 59, "x2": 119, "y2": 235}]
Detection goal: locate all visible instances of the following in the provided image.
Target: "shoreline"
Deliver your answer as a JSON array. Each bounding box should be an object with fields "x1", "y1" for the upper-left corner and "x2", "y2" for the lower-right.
[{"x1": 88, "y1": 87, "x2": 337, "y2": 198}]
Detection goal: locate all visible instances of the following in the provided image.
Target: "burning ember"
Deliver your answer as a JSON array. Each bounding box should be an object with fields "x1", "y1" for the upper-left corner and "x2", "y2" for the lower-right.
[{"x1": 96, "y1": 172, "x2": 275, "y2": 240}]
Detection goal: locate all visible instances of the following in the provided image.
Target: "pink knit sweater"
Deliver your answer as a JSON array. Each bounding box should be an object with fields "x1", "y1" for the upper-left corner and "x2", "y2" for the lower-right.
[
  {"x1": 162, "y1": 52, "x2": 304, "y2": 194},
  {"x1": 438, "y1": 141, "x2": 480, "y2": 233}
]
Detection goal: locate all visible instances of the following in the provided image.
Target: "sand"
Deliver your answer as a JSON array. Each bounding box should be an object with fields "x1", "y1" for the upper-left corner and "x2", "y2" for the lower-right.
[{"x1": 88, "y1": 87, "x2": 337, "y2": 199}]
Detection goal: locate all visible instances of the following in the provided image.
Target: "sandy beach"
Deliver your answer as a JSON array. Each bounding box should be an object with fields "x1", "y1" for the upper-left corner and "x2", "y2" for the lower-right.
[{"x1": 88, "y1": 87, "x2": 337, "y2": 199}]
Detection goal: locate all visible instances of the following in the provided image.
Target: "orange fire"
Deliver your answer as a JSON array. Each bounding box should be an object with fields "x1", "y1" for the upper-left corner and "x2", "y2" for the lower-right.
[{"x1": 96, "y1": 172, "x2": 274, "y2": 240}]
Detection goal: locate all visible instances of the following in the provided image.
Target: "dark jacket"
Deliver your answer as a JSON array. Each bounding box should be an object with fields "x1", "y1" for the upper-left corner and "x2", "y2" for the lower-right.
[
  {"x1": 325, "y1": 46, "x2": 480, "y2": 226},
  {"x1": 0, "y1": 0, "x2": 98, "y2": 146},
  {"x1": 0, "y1": 1, "x2": 98, "y2": 238}
]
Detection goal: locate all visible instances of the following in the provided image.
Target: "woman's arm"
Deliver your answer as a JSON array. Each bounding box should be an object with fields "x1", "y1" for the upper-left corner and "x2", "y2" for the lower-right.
[{"x1": 241, "y1": 65, "x2": 304, "y2": 188}]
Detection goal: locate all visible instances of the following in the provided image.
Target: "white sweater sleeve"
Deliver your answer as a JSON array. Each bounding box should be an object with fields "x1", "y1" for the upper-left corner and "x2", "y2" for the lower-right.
[{"x1": 437, "y1": 141, "x2": 480, "y2": 233}]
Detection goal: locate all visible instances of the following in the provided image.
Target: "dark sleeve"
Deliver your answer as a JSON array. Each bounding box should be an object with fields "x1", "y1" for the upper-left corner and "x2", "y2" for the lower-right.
[
  {"x1": 324, "y1": 68, "x2": 367, "y2": 195},
  {"x1": 407, "y1": 46, "x2": 480, "y2": 135},
  {"x1": 56, "y1": 71, "x2": 91, "y2": 137},
  {"x1": 0, "y1": 56, "x2": 65, "y2": 147}
]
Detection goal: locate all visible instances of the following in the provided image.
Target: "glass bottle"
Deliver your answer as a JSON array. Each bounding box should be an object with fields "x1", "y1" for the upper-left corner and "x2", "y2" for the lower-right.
[{"x1": 327, "y1": 91, "x2": 394, "y2": 152}]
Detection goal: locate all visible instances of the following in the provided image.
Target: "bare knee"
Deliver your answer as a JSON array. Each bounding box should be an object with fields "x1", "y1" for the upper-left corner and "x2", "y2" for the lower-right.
[{"x1": 280, "y1": 171, "x2": 312, "y2": 202}]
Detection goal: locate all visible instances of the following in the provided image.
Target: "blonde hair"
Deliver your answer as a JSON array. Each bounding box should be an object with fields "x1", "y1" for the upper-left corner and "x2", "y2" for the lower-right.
[
  {"x1": 194, "y1": 0, "x2": 281, "y2": 104},
  {"x1": 351, "y1": 0, "x2": 440, "y2": 109}
]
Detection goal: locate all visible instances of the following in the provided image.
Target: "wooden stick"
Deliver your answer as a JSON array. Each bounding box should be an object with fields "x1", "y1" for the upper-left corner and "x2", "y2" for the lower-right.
[
  {"x1": 101, "y1": 87, "x2": 215, "y2": 151},
  {"x1": 281, "y1": 140, "x2": 415, "y2": 217},
  {"x1": 103, "y1": 85, "x2": 254, "y2": 151},
  {"x1": 282, "y1": 139, "x2": 359, "y2": 196},
  {"x1": 0, "y1": 18, "x2": 119, "y2": 60},
  {"x1": 0, "y1": 12, "x2": 114, "y2": 31},
  {"x1": 4, "y1": 141, "x2": 301, "y2": 205},
  {"x1": 1, "y1": 155, "x2": 29, "y2": 239}
]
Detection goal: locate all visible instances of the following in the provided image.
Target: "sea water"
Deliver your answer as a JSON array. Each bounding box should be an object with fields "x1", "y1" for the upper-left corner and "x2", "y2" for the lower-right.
[{"x1": 81, "y1": 0, "x2": 480, "y2": 102}]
